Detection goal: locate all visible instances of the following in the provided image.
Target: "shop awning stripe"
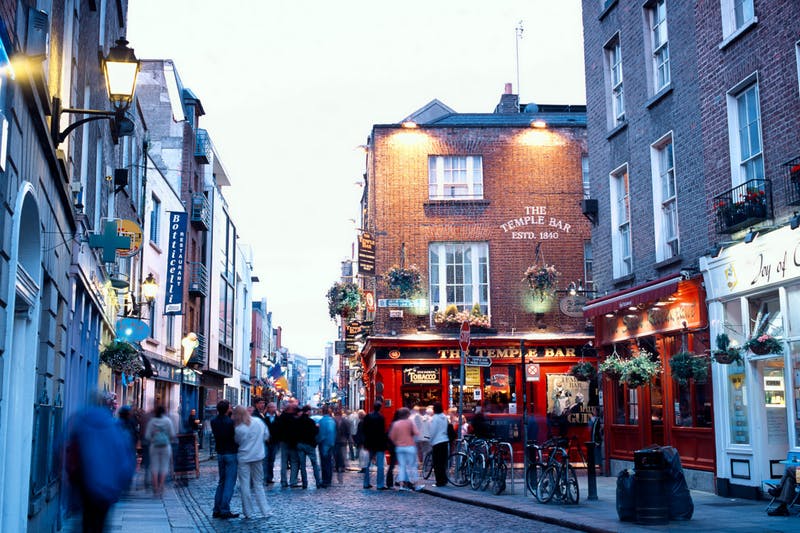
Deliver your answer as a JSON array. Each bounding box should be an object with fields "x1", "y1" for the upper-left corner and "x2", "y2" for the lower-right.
[{"x1": 583, "y1": 274, "x2": 682, "y2": 318}]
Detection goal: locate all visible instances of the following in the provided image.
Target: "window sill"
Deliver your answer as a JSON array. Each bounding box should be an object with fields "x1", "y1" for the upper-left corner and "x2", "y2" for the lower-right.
[
  {"x1": 424, "y1": 199, "x2": 490, "y2": 216},
  {"x1": 612, "y1": 273, "x2": 635, "y2": 287},
  {"x1": 646, "y1": 84, "x2": 673, "y2": 109},
  {"x1": 654, "y1": 255, "x2": 682, "y2": 270},
  {"x1": 718, "y1": 18, "x2": 758, "y2": 51},
  {"x1": 599, "y1": 0, "x2": 618, "y2": 21},
  {"x1": 149, "y1": 241, "x2": 162, "y2": 254},
  {"x1": 606, "y1": 121, "x2": 628, "y2": 140}
]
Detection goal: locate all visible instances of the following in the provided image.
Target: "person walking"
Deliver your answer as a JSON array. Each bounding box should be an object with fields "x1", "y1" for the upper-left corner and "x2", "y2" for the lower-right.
[
  {"x1": 232, "y1": 405, "x2": 271, "y2": 519},
  {"x1": 210, "y1": 400, "x2": 239, "y2": 519},
  {"x1": 317, "y1": 405, "x2": 336, "y2": 488},
  {"x1": 277, "y1": 400, "x2": 301, "y2": 488},
  {"x1": 429, "y1": 402, "x2": 450, "y2": 487},
  {"x1": 144, "y1": 405, "x2": 176, "y2": 497},
  {"x1": 362, "y1": 401, "x2": 388, "y2": 490},
  {"x1": 333, "y1": 408, "x2": 350, "y2": 484},
  {"x1": 347, "y1": 409, "x2": 360, "y2": 460},
  {"x1": 295, "y1": 405, "x2": 323, "y2": 489},
  {"x1": 389, "y1": 407, "x2": 424, "y2": 491},
  {"x1": 263, "y1": 402, "x2": 279, "y2": 484},
  {"x1": 385, "y1": 409, "x2": 402, "y2": 488}
]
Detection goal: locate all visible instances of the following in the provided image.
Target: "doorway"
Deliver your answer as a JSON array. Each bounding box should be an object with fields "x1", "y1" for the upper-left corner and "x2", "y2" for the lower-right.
[{"x1": 756, "y1": 358, "x2": 788, "y2": 480}]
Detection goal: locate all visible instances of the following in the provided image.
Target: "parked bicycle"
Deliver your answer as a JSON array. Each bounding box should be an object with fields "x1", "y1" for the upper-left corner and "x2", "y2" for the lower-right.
[
  {"x1": 536, "y1": 441, "x2": 579, "y2": 504},
  {"x1": 470, "y1": 438, "x2": 510, "y2": 495}
]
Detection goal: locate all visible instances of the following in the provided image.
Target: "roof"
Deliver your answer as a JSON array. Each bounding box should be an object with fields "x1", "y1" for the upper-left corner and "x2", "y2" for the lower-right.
[{"x1": 427, "y1": 110, "x2": 586, "y2": 128}]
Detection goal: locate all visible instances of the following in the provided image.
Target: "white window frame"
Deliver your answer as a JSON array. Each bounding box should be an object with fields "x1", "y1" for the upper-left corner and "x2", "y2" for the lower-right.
[
  {"x1": 429, "y1": 242, "x2": 490, "y2": 317},
  {"x1": 726, "y1": 75, "x2": 764, "y2": 187},
  {"x1": 648, "y1": 0, "x2": 670, "y2": 93},
  {"x1": 720, "y1": 0, "x2": 755, "y2": 40},
  {"x1": 650, "y1": 133, "x2": 679, "y2": 262},
  {"x1": 795, "y1": 40, "x2": 800, "y2": 98},
  {"x1": 149, "y1": 194, "x2": 161, "y2": 245},
  {"x1": 609, "y1": 164, "x2": 632, "y2": 278},
  {"x1": 428, "y1": 155, "x2": 484, "y2": 200},
  {"x1": 605, "y1": 35, "x2": 625, "y2": 126}
]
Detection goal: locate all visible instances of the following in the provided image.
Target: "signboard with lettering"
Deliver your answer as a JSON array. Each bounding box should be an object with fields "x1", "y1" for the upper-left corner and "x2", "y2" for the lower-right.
[
  {"x1": 402, "y1": 366, "x2": 441, "y2": 385},
  {"x1": 559, "y1": 295, "x2": 588, "y2": 318},
  {"x1": 499, "y1": 205, "x2": 572, "y2": 241},
  {"x1": 378, "y1": 298, "x2": 427, "y2": 308},
  {"x1": 466, "y1": 356, "x2": 491, "y2": 367},
  {"x1": 165, "y1": 212, "x2": 187, "y2": 315},
  {"x1": 375, "y1": 347, "x2": 584, "y2": 360},
  {"x1": 358, "y1": 231, "x2": 376, "y2": 275}
]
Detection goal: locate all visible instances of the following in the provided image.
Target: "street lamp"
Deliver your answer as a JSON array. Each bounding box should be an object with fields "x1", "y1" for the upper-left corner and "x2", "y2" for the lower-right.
[
  {"x1": 51, "y1": 38, "x2": 140, "y2": 145},
  {"x1": 180, "y1": 333, "x2": 203, "y2": 432}
]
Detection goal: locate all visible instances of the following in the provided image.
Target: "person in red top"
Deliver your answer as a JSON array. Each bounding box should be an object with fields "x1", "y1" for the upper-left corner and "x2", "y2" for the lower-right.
[{"x1": 389, "y1": 407, "x2": 424, "y2": 491}]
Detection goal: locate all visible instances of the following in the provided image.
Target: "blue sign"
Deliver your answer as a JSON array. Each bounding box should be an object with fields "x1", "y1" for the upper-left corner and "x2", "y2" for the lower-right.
[
  {"x1": 116, "y1": 317, "x2": 150, "y2": 342},
  {"x1": 165, "y1": 212, "x2": 187, "y2": 315}
]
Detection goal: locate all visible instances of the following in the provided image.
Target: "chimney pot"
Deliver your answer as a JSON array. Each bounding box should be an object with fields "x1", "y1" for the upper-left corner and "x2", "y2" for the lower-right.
[{"x1": 504, "y1": 82, "x2": 513, "y2": 95}]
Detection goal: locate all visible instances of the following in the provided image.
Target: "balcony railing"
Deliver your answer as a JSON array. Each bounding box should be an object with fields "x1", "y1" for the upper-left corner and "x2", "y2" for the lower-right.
[
  {"x1": 713, "y1": 178, "x2": 772, "y2": 234},
  {"x1": 786, "y1": 156, "x2": 800, "y2": 206},
  {"x1": 187, "y1": 262, "x2": 208, "y2": 297},
  {"x1": 194, "y1": 129, "x2": 211, "y2": 164},
  {"x1": 193, "y1": 332, "x2": 207, "y2": 367},
  {"x1": 190, "y1": 192, "x2": 211, "y2": 231}
]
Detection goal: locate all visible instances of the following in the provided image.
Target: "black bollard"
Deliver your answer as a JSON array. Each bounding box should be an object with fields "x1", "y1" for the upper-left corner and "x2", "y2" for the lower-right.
[{"x1": 585, "y1": 441, "x2": 598, "y2": 500}]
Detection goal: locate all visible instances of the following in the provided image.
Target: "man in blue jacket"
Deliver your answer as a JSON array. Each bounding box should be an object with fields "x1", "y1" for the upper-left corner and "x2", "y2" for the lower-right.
[
  {"x1": 317, "y1": 404, "x2": 337, "y2": 488},
  {"x1": 210, "y1": 400, "x2": 239, "y2": 519}
]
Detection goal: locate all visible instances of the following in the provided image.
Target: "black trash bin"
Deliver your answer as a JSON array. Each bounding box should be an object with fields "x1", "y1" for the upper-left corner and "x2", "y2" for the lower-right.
[{"x1": 634, "y1": 448, "x2": 669, "y2": 525}]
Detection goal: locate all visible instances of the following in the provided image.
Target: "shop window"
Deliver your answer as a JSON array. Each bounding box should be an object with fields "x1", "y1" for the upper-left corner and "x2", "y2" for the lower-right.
[
  {"x1": 450, "y1": 365, "x2": 517, "y2": 415},
  {"x1": 748, "y1": 292, "x2": 783, "y2": 339},
  {"x1": 674, "y1": 377, "x2": 713, "y2": 428},
  {"x1": 611, "y1": 381, "x2": 639, "y2": 425},
  {"x1": 791, "y1": 342, "x2": 800, "y2": 446},
  {"x1": 728, "y1": 359, "x2": 749, "y2": 444},
  {"x1": 785, "y1": 285, "x2": 800, "y2": 337}
]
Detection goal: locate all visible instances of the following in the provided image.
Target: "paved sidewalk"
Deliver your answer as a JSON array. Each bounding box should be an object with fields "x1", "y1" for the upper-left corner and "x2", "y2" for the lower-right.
[{"x1": 422, "y1": 469, "x2": 798, "y2": 533}]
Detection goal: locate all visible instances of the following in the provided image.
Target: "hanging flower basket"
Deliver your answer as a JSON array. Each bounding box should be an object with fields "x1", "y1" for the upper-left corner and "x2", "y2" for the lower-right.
[
  {"x1": 522, "y1": 263, "x2": 560, "y2": 301},
  {"x1": 326, "y1": 281, "x2": 363, "y2": 320},
  {"x1": 712, "y1": 333, "x2": 742, "y2": 365},
  {"x1": 433, "y1": 303, "x2": 491, "y2": 329},
  {"x1": 385, "y1": 265, "x2": 422, "y2": 298},
  {"x1": 100, "y1": 340, "x2": 144, "y2": 375},
  {"x1": 669, "y1": 351, "x2": 709, "y2": 385},
  {"x1": 743, "y1": 334, "x2": 783, "y2": 356},
  {"x1": 621, "y1": 350, "x2": 662, "y2": 388},
  {"x1": 569, "y1": 361, "x2": 597, "y2": 382},
  {"x1": 599, "y1": 353, "x2": 625, "y2": 381}
]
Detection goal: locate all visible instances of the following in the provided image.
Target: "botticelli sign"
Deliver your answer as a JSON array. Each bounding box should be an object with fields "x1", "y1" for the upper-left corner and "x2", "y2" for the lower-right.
[
  {"x1": 499, "y1": 205, "x2": 572, "y2": 241},
  {"x1": 165, "y1": 212, "x2": 187, "y2": 315},
  {"x1": 403, "y1": 366, "x2": 440, "y2": 385}
]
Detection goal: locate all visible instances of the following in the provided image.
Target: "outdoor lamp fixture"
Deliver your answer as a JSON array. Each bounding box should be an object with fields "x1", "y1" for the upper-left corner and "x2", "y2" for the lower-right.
[
  {"x1": 744, "y1": 231, "x2": 757, "y2": 244},
  {"x1": 51, "y1": 38, "x2": 140, "y2": 146},
  {"x1": 790, "y1": 212, "x2": 800, "y2": 230},
  {"x1": 401, "y1": 119, "x2": 418, "y2": 129},
  {"x1": 530, "y1": 119, "x2": 547, "y2": 128},
  {"x1": 181, "y1": 332, "x2": 203, "y2": 370},
  {"x1": 141, "y1": 273, "x2": 158, "y2": 303}
]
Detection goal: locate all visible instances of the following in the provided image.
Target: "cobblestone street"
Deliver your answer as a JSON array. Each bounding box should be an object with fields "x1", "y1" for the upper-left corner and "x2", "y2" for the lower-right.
[{"x1": 171, "y1": 456, "x2": 572, "y2": 533}]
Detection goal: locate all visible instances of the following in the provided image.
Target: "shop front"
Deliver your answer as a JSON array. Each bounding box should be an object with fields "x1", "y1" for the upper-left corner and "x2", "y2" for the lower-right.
[
  {"x1": 584, "y1": 275, "x2": 715, "y2": 491},
  {"x1": 362, "y1": 334, "x2": 598, "y2": 460},
  {"x1": 700, "y1": 226, "x2": 800, "y2": 498}
]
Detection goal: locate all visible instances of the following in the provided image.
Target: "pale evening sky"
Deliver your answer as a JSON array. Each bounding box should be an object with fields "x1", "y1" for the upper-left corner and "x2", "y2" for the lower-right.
[{"x1": 127, "y1": 0, "x2": 586, "y2": 358}]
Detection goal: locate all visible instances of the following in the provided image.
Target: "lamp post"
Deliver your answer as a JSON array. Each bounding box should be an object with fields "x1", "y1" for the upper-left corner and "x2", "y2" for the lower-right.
[{"x1": 51, "y1": 38, "x2": 140, "y2": 145}]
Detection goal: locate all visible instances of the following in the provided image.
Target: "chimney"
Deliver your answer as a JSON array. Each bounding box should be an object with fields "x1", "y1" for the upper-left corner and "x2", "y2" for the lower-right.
[{"x1": 495, "y1": 82, "x2": 519, "y2": 114}]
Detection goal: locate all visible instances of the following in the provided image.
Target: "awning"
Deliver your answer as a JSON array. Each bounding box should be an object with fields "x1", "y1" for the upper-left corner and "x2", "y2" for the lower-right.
[{"x1": 583, "y1": 274, "x2": 683, "y2": 318}]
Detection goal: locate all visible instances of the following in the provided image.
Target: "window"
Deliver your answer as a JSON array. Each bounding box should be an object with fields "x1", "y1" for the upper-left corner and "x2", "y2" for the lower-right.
[
  {"x1": 648, "y1": 0, "x2": 670, "y2": 92},
  {"x1": 612, "y1": 382, "x2": 639, "y2": 425},
  {"x1": 428, "y1": 155, "x2": 483, "y2": 200},
  {"x1": 581, "y1": 154, "x2": 590, "y2": 199},
  {"x1": 796, "y1": 40, "x2": 800, "y2": 97},
  {"x1": 583, "y1": 241, "x2": 594, "y2": 292},
  {"x1": 429, "y1": 242, "x2": 489, "y2": 316},
  {"x1": 651, "y1": 134, "x2": 679, "y2": 261},
  {"x1": 166, "y1": 315, "x2": 175, "y2": 349},
  {"x1": 605, "y1": 36, "x2": 625, "y2": 126},
  {"x1": 609, "y1": 165, "x2": 632, "y2": 277},
  {"x1": 149, "y1": 195, "x2": 161, "y2": 245},
  {"x1": 727, "y1": 80, "x2": 764, "y2": 186},
  {"x1": 721, "y1": 0, "x2": 755, "y2": 38}
]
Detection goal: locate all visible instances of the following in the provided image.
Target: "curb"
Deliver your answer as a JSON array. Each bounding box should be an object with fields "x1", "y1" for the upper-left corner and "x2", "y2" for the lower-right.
[{"x1": 421, "y1": 487, "x2": 615, "y2": 533}]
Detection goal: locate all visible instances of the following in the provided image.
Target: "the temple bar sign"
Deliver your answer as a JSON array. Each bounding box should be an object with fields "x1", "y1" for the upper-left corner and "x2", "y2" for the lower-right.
[
  {"x1": 500, "y1": 205, "x2": 572, "y2": 241},
  {"x1": 403, "y1": 366, "x2": 440, "y2": 385},
  {"x1": 439, "y1": 347, "x2": 579, "y2": 360}
]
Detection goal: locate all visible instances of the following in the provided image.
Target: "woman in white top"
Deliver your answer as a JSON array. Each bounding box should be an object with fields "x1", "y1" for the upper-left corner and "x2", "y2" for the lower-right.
[
  {"x1": 429, "y1": 402, "x2": 450, "y2": 487},
  {"x1": 232, "y1": 405, "x2": 270, "y2": 519},
  {"x1": 144, "y1": 405, "x2": 176, "y2": 496}
]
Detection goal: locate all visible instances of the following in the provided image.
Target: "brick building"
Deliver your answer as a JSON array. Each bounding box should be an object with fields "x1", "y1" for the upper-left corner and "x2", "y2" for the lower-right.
[{"x1": 356, "y1": 87, "x2": 593, "y2": 453}]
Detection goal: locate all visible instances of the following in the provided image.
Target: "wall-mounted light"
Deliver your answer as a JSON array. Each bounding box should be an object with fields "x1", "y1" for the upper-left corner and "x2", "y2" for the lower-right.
[
  {"x1": 530, "y1": 119, "x2": 547, "y2": 129},
  {"x1": 744, "y1": 231, "x2": 757, "y2": 244},
  {"x1": 790, "y1": 213, "x2": 800, "y2": 230},
  {"x1": 141, "y1": 273, "x2": 158, "y2": 303},
  {"x1": 401, "y1": 120, "x2": 418, "y2": 129}
]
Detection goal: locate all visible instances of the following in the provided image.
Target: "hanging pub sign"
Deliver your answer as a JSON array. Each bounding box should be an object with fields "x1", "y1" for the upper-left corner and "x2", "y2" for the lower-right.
[
  {"x1": 165, "y1": 212, "x2": 187, "y2": 315},
  {"x1": 358, "y1": 231, "x2": 376, "y2": 275},
  {"x1": 402, "y1": 366, "x2": 441, "y2": 385}
]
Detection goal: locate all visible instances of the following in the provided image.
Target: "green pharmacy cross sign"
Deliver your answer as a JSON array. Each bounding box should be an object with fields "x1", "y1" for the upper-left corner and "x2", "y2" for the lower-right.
[{"x1": 88, "y1": 220, "x2": 131, "y2": 263}]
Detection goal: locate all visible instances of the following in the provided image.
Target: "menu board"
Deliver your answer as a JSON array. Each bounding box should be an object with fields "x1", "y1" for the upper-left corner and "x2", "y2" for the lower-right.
[{"x1": 173, "y1": 433, "x2": 199, "y2": 477}]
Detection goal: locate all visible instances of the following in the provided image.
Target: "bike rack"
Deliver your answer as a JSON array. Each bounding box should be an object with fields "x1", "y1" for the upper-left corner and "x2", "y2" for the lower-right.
[{"x1": 499, "y1": 441, "x2": 515, "y2": 494}]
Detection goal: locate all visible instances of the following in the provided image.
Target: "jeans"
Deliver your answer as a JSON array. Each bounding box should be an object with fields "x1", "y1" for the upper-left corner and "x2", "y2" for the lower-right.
[
  {"x1": 396, "y1": 445, "x2": 419, "y2": 485},
  {"x1": 334, "y1": 442, "x2": 347, "y2": 482},
  {"x1": 363, "y1": 449, "x2": 385, "y2": 488},
  {"x1": 264, "y1": 441, "x2": 278, "y2": 483},
  {"x1": 238, "y1": 459, "x2": 270, "y2": 518},
  {"x1": 319, "y1": 445, "x2": 334, "y2": 486},
  {"x1": 296, "y1": 443, "x2": 322, "y2": 488},
  {"x1": 213, "y1": 453, "x2": 238, "y2": 514},
  {"x1": 280, "y1": 442, "x2": 299, "y2": 487}
]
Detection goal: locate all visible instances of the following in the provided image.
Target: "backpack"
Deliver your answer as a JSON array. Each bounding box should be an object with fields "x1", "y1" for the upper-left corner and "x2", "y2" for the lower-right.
[{"x1": 152, "y1": 425, "x2": 170, "y2": 447}]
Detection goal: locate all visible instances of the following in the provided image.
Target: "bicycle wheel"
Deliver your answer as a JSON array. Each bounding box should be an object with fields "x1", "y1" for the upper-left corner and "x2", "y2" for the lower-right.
[
  {"x1": 536, "y1": 465, "x2": 558, "y2": 503},
  {"x1": 491, "y1": 462, "x2": 507, "y2": 495},
  {"x1": 565, "y1": 466, "x2": 580, "y2": 504},
  {"x1": 470, "y1": 453, "x2": 486, "y2": 490},
  {"x1": 447, "y1": 452, "x2": 469, "y2": 487},
  {"x1": 480, "y1": 460, "x2": 493, "y2": 491},
  {"x1": 526, "y1": 463, "x2": 542, "y2": 501},
  {"x1": 422, "y1": 453, "x2": 433, "y2": 479}
]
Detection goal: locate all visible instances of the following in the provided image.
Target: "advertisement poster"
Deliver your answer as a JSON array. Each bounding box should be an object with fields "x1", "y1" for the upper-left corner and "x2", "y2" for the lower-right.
[{"x1": 546, "y1": 373, "x2": 592, "y2": 425}]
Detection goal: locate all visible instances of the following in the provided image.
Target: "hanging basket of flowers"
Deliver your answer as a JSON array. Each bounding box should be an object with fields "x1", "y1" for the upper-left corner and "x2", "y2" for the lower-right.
[
  {"x1": 669, "y1": 351, "x2": 709, "y2": 385},
  {"x1": 599, "y1": 353, "x2": 625, "y2": 381},
  {"x1": 712, "y1": 333, "x2": 742, "y2": 364},
  {"x1": 100, "y1": 340, "x2": 144, "y2": 375},
  {"x1": 569, "y1": 361, "x2": 597, "y2": 382},
  {"x1": 743, "y1": 334, "x2": 783, "y2": 356},
  {"x1": 522, "y1": 263, "x2": 560, "y2": 301},
  {"x1": 433, "y1": 303, "x2": 491, "y2": 330},
  {"x1": 326, "y1": 281, "x2": 363, "y2": 320},
  {"x1": 621, "y1": 350, "x2": 662, "y2": 388},
  {"x1": 385, "y1": 265, "x2": 422, "y2": 298}
]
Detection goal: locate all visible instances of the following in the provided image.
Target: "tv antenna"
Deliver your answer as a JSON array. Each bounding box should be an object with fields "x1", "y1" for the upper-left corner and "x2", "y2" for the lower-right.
[{"x1": 515, "y1": 20, "x2": 524, "y2": 97}]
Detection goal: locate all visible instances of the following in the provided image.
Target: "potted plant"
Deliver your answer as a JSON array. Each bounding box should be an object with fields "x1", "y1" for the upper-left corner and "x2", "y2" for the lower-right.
[
  {"x1": 326, "y1": 281, "x2": 363, "y2": 319},
  {"x1": 599, "y1": 353, "x2": 625, "y2": 381},
  {"x1": 744, "y1": 334, "x2": 783, "y2": 356},
  {"x1": 712, "y1": 333, "x2": 742, "y2": 364},
  {"x1": 621, "y1": 350, "x2": 662, "y2": 388},
  {"x1": 569, "y1": 361, "x2": 597, "y2": 382},
  {"x1": 669, "y1": 351, "x2": 709, "y2": 385},
  {"x1": 385, "y1": 264, "x2": 422, "y2": 298},
  {"x1": 100, "y1": 340, "x2": 143, "y2": 375},
  {"x1": 522, "y1": 263, "x2": 560, "y2": 301},
  {"x1": 433, "y1": 303, "x2": 491, "y2": 330}
]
